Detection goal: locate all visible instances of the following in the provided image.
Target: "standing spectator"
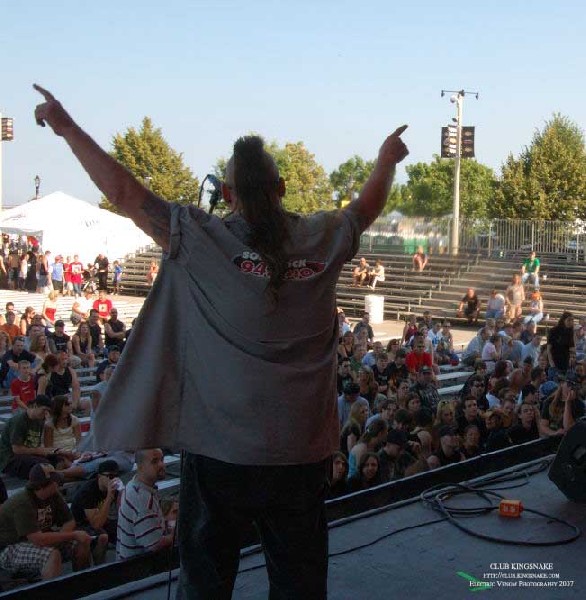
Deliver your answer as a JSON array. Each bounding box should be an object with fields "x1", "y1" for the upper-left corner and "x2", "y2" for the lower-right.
[
  {"x1": 25, "y1": 251, "x2": 37, "y2": 292},
  {"x1": 116, "y1": 448, "x2": 174, "y2": 560},
  {"x1": 112, "y1": 260, "x2": 123, "y2": 294},
  {"x1": 352, "y1": 257, "x2": 370, "y2": 286},
  {"x1": 70, "y1": 254, "x2": 84, "y2": 297},
  {"x1": 412, "y1": 245, "x2": 428, "y2": 272},
  {"x1": 505, "y1": 273, "x2": 525, "y2": 322},
  {"x1": 18, "y1": 252, "x2": 28, "y2": 291},
  {"x1": 37, "y1": 250, "x2": 52, "y2": 294},
  {"x1": 367, "y1": 260, "x2": 385, "y2": 290},
  {"x1": 94, "y1": 253, "x2": 109, "y2": 291},
  {"x1": 521, "y1": 250, "x2": 540, "y2": 290},
  {"x1": 486, "y1": 289, "x2": 506, "y2": 320},
  {"x1": 0, "y1": 463, "x2": 96, "y2": 580},
  {"x1": 51, "y1": 255, "x2": 64, "y2": 294},
  {"x1": 547, "y1": 312, "x2": 575, "y2": 380},
  {"x1": 63, "y1": 255, "x2": 73, "y2": 296},
  {"x1": 457, "y1": 288, "x2": 480, "y2": 325}
]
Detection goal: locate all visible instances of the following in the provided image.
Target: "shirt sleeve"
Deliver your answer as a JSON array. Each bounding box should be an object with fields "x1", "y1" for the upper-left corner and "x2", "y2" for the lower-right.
[
  {"x1": 13, "y1": 498, "x2": 41, "y2": 539},
  {"x1": 133, "y1": 510, "x2": 164, "y2": 550}
]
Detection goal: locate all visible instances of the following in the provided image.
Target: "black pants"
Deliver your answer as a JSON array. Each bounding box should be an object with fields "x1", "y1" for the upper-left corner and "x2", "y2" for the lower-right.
[{"x1": 176, "y1": 454, "x2": 329, "y2": 600}]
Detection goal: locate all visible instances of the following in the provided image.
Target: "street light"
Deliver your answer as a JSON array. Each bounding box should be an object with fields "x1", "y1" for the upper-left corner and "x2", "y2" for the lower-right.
[{"x1": 34, "y1": 175, "x2": 41, "y2": 199}]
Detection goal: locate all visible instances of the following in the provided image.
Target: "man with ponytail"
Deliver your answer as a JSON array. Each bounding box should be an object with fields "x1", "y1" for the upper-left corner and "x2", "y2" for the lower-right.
[{"x1": 34, "y1": 84, "x2": 409, "y2": 599}]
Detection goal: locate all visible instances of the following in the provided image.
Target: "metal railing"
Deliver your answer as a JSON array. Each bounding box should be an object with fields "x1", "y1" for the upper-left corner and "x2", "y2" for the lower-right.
[{"x1": 362, "y1": 215, "x2": 586, "y2": 260}]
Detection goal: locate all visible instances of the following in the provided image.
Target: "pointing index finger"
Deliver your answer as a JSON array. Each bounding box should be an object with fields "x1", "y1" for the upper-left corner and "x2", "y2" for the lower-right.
[
  {"x1": 391, "y1": 125, "x2": 408, "y2": 138},
  {"x1": 33, "y1": 84, "x2": 55, "y2": 102}
]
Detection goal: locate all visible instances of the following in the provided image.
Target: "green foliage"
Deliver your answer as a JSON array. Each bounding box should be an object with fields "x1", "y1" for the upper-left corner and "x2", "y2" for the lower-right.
[
  {"x1": 402, "y1": 155, "x2": 496, "y2": 217},
  {"x1": 329, "y1": 155, "x2": 375, "y2": 207},
  {"x1": 214, "y1": 138, "x2": 334, "y2": 214},
  {"x1": 99, "y1": 117, "x2": 199, "y2": 214},
  {"x1": 492, "y1": 114, "x2": 586, "y2": 220}
]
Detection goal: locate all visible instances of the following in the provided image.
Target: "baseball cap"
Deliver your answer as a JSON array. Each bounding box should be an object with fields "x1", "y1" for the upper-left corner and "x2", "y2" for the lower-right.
[
  {"x1": 343, "y1": 382, "x2": 360, "y2": 395},
  {"x1": 54, "y1": 320, "x2": 65, "y2": 328},
  {"x1": 31, "y1": 394, "x2": 52, "y2": 409},
  {"x1": 438, "y1": 425, "x2": 457, "y2": 438},
  {"x1": 386, "y1": 429, "x2": 408, "y2": 447},
  {"x1": 28, "y1": 464, "x2": 64, "y2": 489},
  {"x1": 98, "y1": 460, "x2": 120, "y2": 476}
]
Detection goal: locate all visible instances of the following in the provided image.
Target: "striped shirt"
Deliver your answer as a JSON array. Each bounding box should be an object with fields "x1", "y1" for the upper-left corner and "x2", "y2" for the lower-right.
[{"x1": 116, "y1": 476, "x2": 164, "y2": 560}]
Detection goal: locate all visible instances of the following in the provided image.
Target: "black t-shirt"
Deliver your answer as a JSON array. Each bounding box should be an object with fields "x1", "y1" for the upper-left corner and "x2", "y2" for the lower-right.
[
  {"x1": 340, "y1": 423, "x2": 361, "y2": 457},
  {"x1": 388, "y1": 362, "x2": 409, "y2": 388},
  {"x1": 46, "y1": 368, "x2": 73, "y2": 397},
  {"x1": 507, "y1": 424, "x2": 539, "y2": 445},
  {"x1": 547, "y1": 325, "x2": 574, "y2": 371},
  {"x1": 50, "y1": 333, "x2": 70, "y2": 353},
  {"x1": 372, "y1": 365, "x2": 393, "y2": 391},
  {"x1": 456, "y1": 415, "x2": 488, "y2": 444},
  {"x1": 433, "y1": 446, "x2": 463, "y2": 467},
  {"x1": 71, "y1": 478, "x2": 117, "y2": 528},
  {"x1": 541, "y1": 397, "x2": 584, "y2": 428},
  {"x1": 462, "y1": 295, "x2": 479, "y2": 312},
  {"x1": 104, "y1": 319, "x2": 125, "y2": 349},
  {"x1": 89, "y1": 324, "x2": 102, "y2": 351}
]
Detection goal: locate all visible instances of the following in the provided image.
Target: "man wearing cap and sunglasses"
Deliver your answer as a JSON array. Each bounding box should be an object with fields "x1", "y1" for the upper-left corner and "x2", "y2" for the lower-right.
[{"x1": 0, "y1": 463, "x2": 102, "y2": 579}]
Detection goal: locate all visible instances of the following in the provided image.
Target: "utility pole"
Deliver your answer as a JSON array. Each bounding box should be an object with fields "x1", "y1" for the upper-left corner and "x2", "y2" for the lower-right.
[{"x1": 441, "y1": 89, "x2": 479, "y2": 255}]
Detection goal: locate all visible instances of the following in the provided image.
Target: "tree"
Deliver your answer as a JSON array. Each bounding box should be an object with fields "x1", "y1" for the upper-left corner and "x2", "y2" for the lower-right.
[
  {"x1": 492, "y1": 114, "x2": 586, "y2": 220},
  {"x1": 214, "y1": 138, "x2": 334, "y2": 214},
  {"x1": 330, "y1": 155, "x2": 375, "y2": 207},
  {"x1": 402, "y1": 156, "x2": 496, "y2": 217},
  {"x1": 99, "y1": 117, "x2": 199, "y2": 214}
]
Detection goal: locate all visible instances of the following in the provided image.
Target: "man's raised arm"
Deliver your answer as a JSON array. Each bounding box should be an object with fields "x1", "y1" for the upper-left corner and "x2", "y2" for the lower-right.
[
  {"x1": 34, "y1": 84, "x2": 170, "y2": 251},
  {"x1": 345, "y1": 125, "x2": 409, "y2": 231}
]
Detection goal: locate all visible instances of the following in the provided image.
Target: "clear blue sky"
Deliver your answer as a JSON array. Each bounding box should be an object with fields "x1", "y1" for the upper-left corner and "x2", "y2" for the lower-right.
[{"x1": 1, "y1": 0, "x2": 585, "y2": 206}]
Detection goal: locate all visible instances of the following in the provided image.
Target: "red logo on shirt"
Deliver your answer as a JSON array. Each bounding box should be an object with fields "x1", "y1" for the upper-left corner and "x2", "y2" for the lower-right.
[{"x1": 234, "y1": 252, "x2": 326, "y2": 280}]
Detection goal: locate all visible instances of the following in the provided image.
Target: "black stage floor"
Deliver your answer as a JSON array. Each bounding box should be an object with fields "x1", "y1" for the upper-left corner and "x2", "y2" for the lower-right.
[{"x1": 78, "y1": 456, "x2": 584, "y2": 600}]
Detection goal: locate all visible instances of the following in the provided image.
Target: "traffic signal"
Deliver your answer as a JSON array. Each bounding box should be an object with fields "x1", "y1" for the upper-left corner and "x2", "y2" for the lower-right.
[{"x1": 1, "y1": 117, "x2": 14, "y2": 141}]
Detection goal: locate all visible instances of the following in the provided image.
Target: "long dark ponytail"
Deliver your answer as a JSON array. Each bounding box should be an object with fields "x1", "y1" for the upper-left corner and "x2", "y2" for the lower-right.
[{"x1": 233, "y1": 136, "x2": 292, "y2": 304}]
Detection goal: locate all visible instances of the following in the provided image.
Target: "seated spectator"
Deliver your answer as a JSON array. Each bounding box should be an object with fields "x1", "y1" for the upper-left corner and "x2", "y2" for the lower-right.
[
  {"x1": 378, "y1": 429, "x2": 427, "y2": 482},
  {"x1": 92, "y1": 290, "x2": 113, "y2": 322},
  {"x1": 500, "y1": 395, "x2": 517, "y2": 429},
  {"x1": 357, "y1": 366, "x2": 379, "y2": 407},
  {"x1": 1, "y1": 311, "x2": 20, "y2": 342},
  {"x1": 367, "y1": 260, "x2": 385, "y2": 290},
  {"x1": 0, "y1": 464, "x2": 99, "y2": 580},
  {"x1": 520, "y1": 250, "x2": 540, "y2": 290},
  {"x1": 95, "y1": 346, "x2": 121, "y2": 384},
  {"x1": 72, "y1": 322, "x2": 96, "y2": 368},
  {"x1": 388, "y1": 350, "x2": 409, "y2": 390},
  {"x1": 509, "y1": 357, "x2": 533, "y2": 396},
  {"x1": 0, "y1": 331, "x2": 10, "y2": 358},
  {"x1": 340, "y1": 402, "x2": 368, "y2": 457},
  {"x1": 461, "y1": 328, "x2": 489, "y2": 367},
  {"x1": 481, "y1": 334, "x2": 504, "y2": 373},
  {"x1": 337, "y1": 357, "x2": 355, "y2": 394},
  {"x1": 337, "y1": 331, "x2": 355, "y2": 360},
  {"x1": 348, "y1": 419, "x2": 388, "y2": 479},
  {"x1": 405, "y1": 334, "x2": 434, "y2": 375},
  {"x1": 104, "y1": 308, "x2": 126, "y2": 351},
  {"x1": 362, "y1": 340, "x2": 383, "y2": 368},
  {"x1": 327, "y1": 452, "x2": 349, "y2": 499},
  {"x1": 456, "y1": 397, "x2": 488, "y2": 446},
  {"x1": 353, "y1": 312, "x2": 374, "y2": 347},
  {"x1": 372, "y1": 352, "x2": 393, "y2": 396},
  {"x1": 87, "y1": 310, "x2": 104, "y2": 356},
  {"x1": 0, "y1": 395, "x2": 70, "y2": 480},
  {"x1": 337, "y1": 309, "x2": 351, "y2": 338},
  {"x1": 37, "y1": 352, "x2": 83, "y2": 413},
  {"x1": 70, "y1": 289, "x2": 94, "y2": 326},
  {"x1": 427, "y1": 426, "x2": 465, "y2": 469},
  {"x1": 43, "y1": 395, "x2": 81, "y2": 457},
  {"x1": 0, "y1": 336, "x2": 36, "y2": 390},
  {"x1": 461, "y1": 424, "x2": 482, "y2": 459},
  {"x1": 10, "y1": 360, "x2": 36, "y2": 412},
  {"x1": 521, "y1": 333, "x2": 542, "y2": 367},
  {"x1": 347, "y1": 452, "x2": 383, "y2": 492},
  {"x1": 147, "y1": 260, "x2": 159, "y2": 286},
  {"x1": 71, "y1": 459, "x2": 123, "y2": 550},
  {"x1": 352, "y1": 257, "x2": 370, "y2": 286},
  {"x1": 431, "y1": 399, "x2": 457, "y2": 453},
  {"x1": 116, "y1": 448, "x2": 174, "y2": 560},
  {"x1": 575, "y1": 326, "x2": 586, "y2": 362},
  {"x1": 365, "y1": 397, "x2": 396, "y2": 429},
  {"x1": 411, "y1": 366, "x2": 440, "y2": 413},
  {"x1": 41, "y1": 290, "x2": 59, "y2": 328},
  {"x1": 541, "y1": 376, "x2": 584, "y2": 436},
  {"x1": 523, "y1": 291, "x2": 544, "y2": 325},
  {"x1": 385, "y1": 338, "x2": 401, "y2": 360},
  {"x1": 507, "y1": 402, "x2": 540, "y2": 445},
  {"x1": 412, "y1": 246, "x2": 428, "y2": 272},
  {"x1": 401, "y1": 314, "x2": 419, "y2": 344},
  {"x1": 485, "y1": 289, "x2": 506, "y2": 320},
  {"x1": 505, "y1": 273, "x2": 525, "y2": 321},
  {"x1": 484, "y1": 409, "x2": 510, "y2": 452},
  {"x1": 519, "y1": 320, "x2": 536, "y2": 345},
  {"x1": 29, "y1": 332, "x2": 52, "y2": 367},
  {"x1": 457, "y1": 288, "x2": 480, "y2": 324},
  {"x1": 337, "y1": 382, "x2": 370, "y2": 429},
  {"x1": 19, "y1": 307, "x2": 36, "y2": 337},
  {"x1": 394, "y1": 379, "x2": 411, "y2": 409}
]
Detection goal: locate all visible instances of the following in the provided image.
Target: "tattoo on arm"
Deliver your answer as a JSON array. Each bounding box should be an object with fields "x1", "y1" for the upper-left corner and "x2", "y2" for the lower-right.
[{"x1": 140, "y1": 194, "x2": 171, "y2": 247}]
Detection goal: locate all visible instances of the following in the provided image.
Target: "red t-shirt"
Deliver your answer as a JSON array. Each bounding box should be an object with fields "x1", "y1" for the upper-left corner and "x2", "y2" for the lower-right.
[
  {"x1": 93, "y1": 299, "x2": 113, "y2": 320},
  {"x1": 63, "y1": 262, "x2": 72, "y2": 283},
  {"x1": 71, "y1": 261, "x2": 83, "y2": 284},
  {"x1": 10, "y1": 377, "x2": 37, "y2": 410},
  {"x1": 405, "y1": 351, "x2": 433, "y2": 373}
]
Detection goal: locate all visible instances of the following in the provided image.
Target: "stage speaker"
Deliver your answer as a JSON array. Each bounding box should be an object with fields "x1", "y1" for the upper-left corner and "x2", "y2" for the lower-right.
[{"x1": 549, "y1": 420, "x2": 586, "y2": 502}]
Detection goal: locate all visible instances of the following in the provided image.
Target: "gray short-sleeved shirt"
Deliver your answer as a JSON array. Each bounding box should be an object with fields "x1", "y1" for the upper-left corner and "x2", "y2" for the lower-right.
[{"x1": 90, "y1": 204, "x2": 362, "y2": 465}]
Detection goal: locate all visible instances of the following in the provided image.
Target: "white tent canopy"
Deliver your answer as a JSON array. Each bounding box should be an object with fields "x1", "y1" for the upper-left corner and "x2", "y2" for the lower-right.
[{"x1": 0, "y1": 191, "x2": 154, "y2": 263}]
